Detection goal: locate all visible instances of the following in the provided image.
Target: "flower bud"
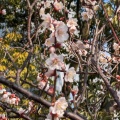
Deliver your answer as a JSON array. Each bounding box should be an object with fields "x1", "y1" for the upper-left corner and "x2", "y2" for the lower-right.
[
  {"x1": 1, "y1": 9, "x2": 6, "y2": 15},
  {"x1": 49, "y1": 46, "x2": 55, "y2": 53}
]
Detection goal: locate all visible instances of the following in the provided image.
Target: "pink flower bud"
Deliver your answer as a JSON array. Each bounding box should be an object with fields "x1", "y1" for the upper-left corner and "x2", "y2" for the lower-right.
[
  {"x1": 1, "y1": 9, "x2": 6, "y2": 15},
  {"x1": 49, "y1": 47, "x2": 55, "y2": 53},
  {"x1": 116, "y1": 75, "x2": 120, "y2": 81}
]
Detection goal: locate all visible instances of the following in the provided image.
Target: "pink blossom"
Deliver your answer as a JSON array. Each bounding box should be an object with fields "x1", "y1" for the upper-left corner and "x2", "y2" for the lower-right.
[{"x1": 1, "y1": 9, "x2": 6, "y2": 15}]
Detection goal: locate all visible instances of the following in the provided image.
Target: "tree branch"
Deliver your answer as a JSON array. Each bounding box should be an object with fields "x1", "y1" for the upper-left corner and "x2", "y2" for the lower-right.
[
  {"x1": 101, "y1": 1, "x2": 120, "y2": 44},
  {"x1": 0, "y1": 102, "x2": 32, "y2": 120},
  {"x1": 91, "y1": 59, "x2": 120, "y2": 108}
]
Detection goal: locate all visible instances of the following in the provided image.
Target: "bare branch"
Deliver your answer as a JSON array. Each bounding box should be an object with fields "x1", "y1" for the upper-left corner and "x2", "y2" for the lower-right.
[{"x1": 101, "y1": 1, "x2": 120, "y2": 44}]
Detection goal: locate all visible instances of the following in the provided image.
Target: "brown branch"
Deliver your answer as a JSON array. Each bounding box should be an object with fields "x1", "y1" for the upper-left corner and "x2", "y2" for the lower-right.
[
  {"x1": 91, "y1": 59, "x2": 120, "y2": 108},
  {"x1": 101, "y1": 1, "x2": 120, "y2": 44},
  {"x1": 31, "y1": 0, "x2": 38, "y2": 8},
  {"x1": 21, "y1": 52, "x2": 32, "y2": 71},
  {"x1": 56, "y1": 69, "x2": 97, "y2": 74},
  {"x1": 0, "y1": 77, "x2": 86, "y2": 120},
  {"x1": 0, "y1": 102, "x2": 32, "y2": 120}
]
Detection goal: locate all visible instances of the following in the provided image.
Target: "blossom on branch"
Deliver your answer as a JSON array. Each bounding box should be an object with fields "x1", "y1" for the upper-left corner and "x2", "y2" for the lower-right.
[
  {"x1": 65, "y1": 67, "x2": 76, "y2": 82},
  {"x1": 55, "y1": 22, "x2": 69, "y2": 43},
  {"x1": 46, "y1": 53, "x2": 64, "y2": 70},
  {"x1": 46, "y1": 97, "x2": 68, "y2": 120},
  {"x1": 53, "y1": 1, "x2": 64, "y2": 11}
]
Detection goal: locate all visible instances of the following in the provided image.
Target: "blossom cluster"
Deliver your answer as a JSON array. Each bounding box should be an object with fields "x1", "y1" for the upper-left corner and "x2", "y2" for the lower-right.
[
  {"x1": 112, "y1": 43, "x2": 120, "y2": 63},
  {"x1": 37, "y1": 73, "x2": 54, "y2": 94},
  {"x1": 0, "y1": 114, "x2": 7, "y2": 120},
  {"x1": 46, "y1": 97, "x2": 68, "y2": 120},
  {"x1": 81, "y1": 0, "x2": 99, "y2": 21},
  {"x1": 0, "y1": 86, "x2": 20, "y2": 105}
]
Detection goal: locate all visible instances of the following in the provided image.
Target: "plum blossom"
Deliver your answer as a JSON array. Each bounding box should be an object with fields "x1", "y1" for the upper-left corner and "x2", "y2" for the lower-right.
[
  {"x1": 38, "y1": 80, "x2": 49, "y2": 91},
  {"x1": 84, "y1": 0, "x2": 97, "y2": 6},
  {"x1": 51, "y1": 97, "x2": 68, "y2": 115},
  {"x1": 65, "y1": 67, "x2": 76, "y2": 82},
  {"x1": 44, "y1": 0, "x2": 53, "y2": 8},
  {"x1": 39, "y1": 7, "x2": 45, "y2": 16},
  {"x1": 46, "y1": 97, "x2": 68, "y2": 119},
  {"x1": 49, "y1": 24, "x2": 55, "y2": 32},
  {"x1": 86, "y1": 8, "x2": 94, "y2": 19},
  {"x1": 81, "y1": 8, "x2": 94, "y2": 21},
  {"x1": 45, "y1": 37, "x2": 55, "y2": 47},
  {"x1": 55, "y1": 22, "x2": 69, "y2": 43},
  {"x1": 99, "y1": 55, "x2": 107, "y2": 63},
  {"x1": 0, "y1": 114, "x2": 7, "y2": 120},
  {"x1": 81, "y1": 12, "x2": 89, "y2": 21},
  {"x1": 41, "y1": 13, "x2": 53, "y2": 29},
  {"x1": 8, "y1": 94, "x2": 20, "y2": 105},
  {"x1": 67, "y1": 18, "x2": 78, "y2": 28},
  {"x1": 53, "y1": 1, "x2": 64, "y2": 11},
  {"x1": 99, "y1": 52, "x2": 111, "y2": 63},
  {"x1": 67, "y1": 18, "x2": 79, "y2": 36},
  {"x1": 113, "y1": 43, "x2": 120, "y2": 51},
  {"x1": 69, "y1": 26, "x2": 79, "y2": 36},
  {"x1": 37, "y1": 73, "x2": 48, "y2": 81},
  {"x1": 1, "y1": 91, "x2": 20, "y2": 105},
  {"x1": 68, "y1": 10, "x2": 76, "y2": 18},
  {"x1": 45, "y1": 53, "x2": 64, "y2": 70},
  {"x1": 28, "y1": 101, "x2": 34, "y2": 112},
  {"x1": 93, "y1": 5, "x2": 99, "y2": 11}
]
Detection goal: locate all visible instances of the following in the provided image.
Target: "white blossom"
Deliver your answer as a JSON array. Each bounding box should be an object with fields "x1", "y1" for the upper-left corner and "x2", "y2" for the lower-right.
[
  {"x1": 86, "y1": 8, "x2": 94, "y2": 19},
  {"x1": 46, "y1": 53, "x2": 64, "y2": 70},
  {"x1": 65, "y1": 67, "x2": 76, "y2": 82},
  {"x1": 113, "y1": 43, "x2": 120, "y2": 51},
  {"x1": 67, "y1": 18, "x2": 78, "y2": 28},
  {"x1": 39, "y1": 7, "x2": 45, "y2": 16},
  {"x1": 50, "y1": 97, "x2": 68, "y2": 117},
  {"x1": 38, "y1": 80, "x2": 49, "y2": 91},
  {"x1": 41, "y1": 13, "x2": 53, "y2": 29},
  {"x1": 55, "y1": 22, "x2": 69, "y2": 43},
  {"x1": 84, "y1": 0, "x2": 97, "y2": 6},
  {"x1": 45, "y1": 37, "x2": 55, "y2": 47},
  {"x1": 53, "y1": 1, "x2": 64, "y2": 11},
  {"x1": 81, "y1": 12, "x2": 89, "y2": 21}
]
